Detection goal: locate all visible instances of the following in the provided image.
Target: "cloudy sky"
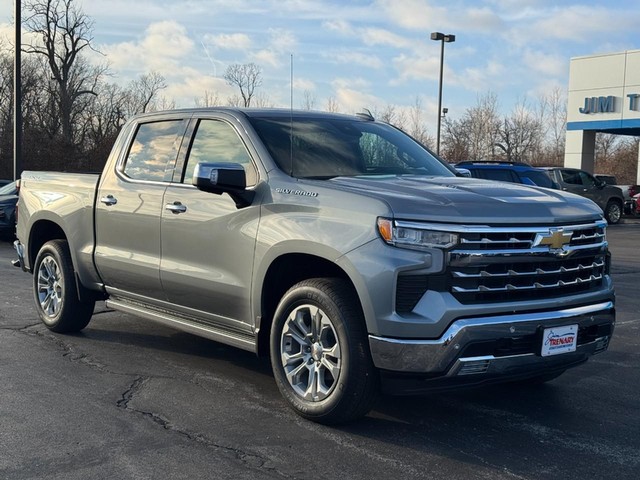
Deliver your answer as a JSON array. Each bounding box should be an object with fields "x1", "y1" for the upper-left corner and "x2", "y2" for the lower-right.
[{"x1": 1, "y1": 0, "x2": 639, "y2": 132}]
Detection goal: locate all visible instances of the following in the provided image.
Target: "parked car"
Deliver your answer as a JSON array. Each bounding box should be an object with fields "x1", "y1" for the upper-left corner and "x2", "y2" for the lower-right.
[
  {"x1": 594, "y1": 174, "x2": 640, "y2": 214},
  {"x1": 13, "y1": 108, "x2": 615, "y2": 424},
  {"x1": 628, "y1": 192, "x2": 640, "y2": 216},
  {"x1": 0, "y1": 181, "x2": 19, "y2": 238},
  {"x1": 455, "y1": 161, "x2": 558, "y2": 188},
  {"x1": 542, "y1": 167, "x2": 624, "y2": 224},
  {"x1": 594, "y1": 174, "x2": 617, "y2": 185}
]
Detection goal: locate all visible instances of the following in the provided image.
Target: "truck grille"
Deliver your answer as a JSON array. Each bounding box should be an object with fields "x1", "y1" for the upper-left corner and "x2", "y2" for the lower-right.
[{"x1": 448, "y1": 222, "x2": 608, "y2": 304}]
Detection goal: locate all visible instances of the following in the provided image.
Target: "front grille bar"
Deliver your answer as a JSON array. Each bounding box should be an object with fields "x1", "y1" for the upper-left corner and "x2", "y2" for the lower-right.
[
  {"x1": 452, "y1": 273, "x2": 603, "y2": 294},
  {"x1": 452, "y1": 259, "x2": 605, "y2": 279}
]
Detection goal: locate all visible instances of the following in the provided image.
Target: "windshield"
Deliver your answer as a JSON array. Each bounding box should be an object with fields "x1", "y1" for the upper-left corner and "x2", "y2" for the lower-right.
[
  {"x1": 248, "y1": 116, "x2": 454, "y2": 179},
  {"x1": 0, "y1": 181, "x2": 16, "y2": 195}
]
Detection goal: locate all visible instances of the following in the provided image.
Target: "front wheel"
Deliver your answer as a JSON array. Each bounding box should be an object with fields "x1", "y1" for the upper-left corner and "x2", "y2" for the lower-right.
[
  {"x1": 270, "y1": 278, "x2": 378, "y2": 424},
  {"x1": 33, "y1": 240, "x2": 95, "y2": 333},
  {"x1": 604, "y1": 201, "x2": 622, "y2": 224}
]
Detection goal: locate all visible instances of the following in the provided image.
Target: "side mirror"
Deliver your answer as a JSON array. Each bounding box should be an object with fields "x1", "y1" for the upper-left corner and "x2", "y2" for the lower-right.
[
  {"x1": 192, "y1": 162, "x2": 255, "y2": 208},
  {"x1": 455, "y1": 167, "x2": 472, "y2": 178}
]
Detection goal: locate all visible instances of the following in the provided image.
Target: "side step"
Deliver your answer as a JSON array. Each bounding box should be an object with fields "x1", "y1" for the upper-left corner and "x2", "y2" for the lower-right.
[{"x1": 105, "y1": 298, "x2": 257, "y2": 353}]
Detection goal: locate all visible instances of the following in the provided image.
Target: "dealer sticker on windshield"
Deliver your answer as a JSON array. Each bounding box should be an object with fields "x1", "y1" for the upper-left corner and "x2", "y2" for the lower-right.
[{"x1": 541, "y1": 324, "x2": 578, "y2": 357}]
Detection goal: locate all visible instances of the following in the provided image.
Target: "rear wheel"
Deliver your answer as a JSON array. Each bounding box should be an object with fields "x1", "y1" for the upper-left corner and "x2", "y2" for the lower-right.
[
  {"x1": 604, "y1": 201, "x2": 622, "y2": 224},
  {"x1": 270, "y1": 278, "x2": 378, "y2": 424},
  {"x1": 33, "y1": 240, "x2": 95, "y2": 333}
]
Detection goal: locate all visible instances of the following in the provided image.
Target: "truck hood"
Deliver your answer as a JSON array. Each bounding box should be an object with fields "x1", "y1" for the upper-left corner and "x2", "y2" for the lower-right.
[{"x1": 322, "y1": 175, "x2": 604, "y2": 224}]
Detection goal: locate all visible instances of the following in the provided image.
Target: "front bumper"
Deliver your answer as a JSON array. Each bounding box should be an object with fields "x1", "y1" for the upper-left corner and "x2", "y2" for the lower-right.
[{"x1": 369, "y1": 301, "x2": 614, "y2": 387}]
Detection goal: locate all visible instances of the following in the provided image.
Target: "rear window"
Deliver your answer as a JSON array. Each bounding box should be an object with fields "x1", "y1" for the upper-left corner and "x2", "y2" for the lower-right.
[
  {"x1": 468, "y1": 168, "x2": 520, "y2": 183},
  {"x1": 521, "y1": 171, "x2": 556, "y2": 188},
  {"x1": 123, "y1": 120, "x2": 187, "y2": 182}
]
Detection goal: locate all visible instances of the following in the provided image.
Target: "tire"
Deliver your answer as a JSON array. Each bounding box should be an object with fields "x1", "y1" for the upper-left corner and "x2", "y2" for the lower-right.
[
  {"x1": 270, "y1": 278, "x2": 378, "y2": 424},
  {"x1": 604, "y1": 200, "x2": 622, "y2": 224},
  {"x1": 33, "y1": 240, "x2": 95, "y2": 333}
]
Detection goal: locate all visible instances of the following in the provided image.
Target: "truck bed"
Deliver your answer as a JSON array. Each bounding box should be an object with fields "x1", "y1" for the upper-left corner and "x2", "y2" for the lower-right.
[{"x1": 17, "y1": 171, "x2": 101, "y2": 289}]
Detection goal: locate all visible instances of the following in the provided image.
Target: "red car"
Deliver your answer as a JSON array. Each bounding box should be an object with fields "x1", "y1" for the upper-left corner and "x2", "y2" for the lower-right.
[{"x1": 630, "y1": 192, "x2": 640, "y2": 216}]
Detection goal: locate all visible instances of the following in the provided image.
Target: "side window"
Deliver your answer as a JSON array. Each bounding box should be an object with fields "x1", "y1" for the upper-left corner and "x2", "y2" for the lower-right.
[
  {"x1": 560, "y1": 170, "x2": 581, "y2": 185},
  {"x1": 183, "y1": 120, "x2": 257, "y2": 185},
  {"x1": 579, "y1": 171, "x2": 596, "y2": 187},
  {"x1": 123, "y1": 120, "x2": 187, "y2": 182}
]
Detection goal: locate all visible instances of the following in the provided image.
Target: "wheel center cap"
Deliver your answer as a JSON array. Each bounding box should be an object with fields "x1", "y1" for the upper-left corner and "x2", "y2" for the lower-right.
[{"x1": 311, "y1": 342, "x2": 323, "y2": 361}]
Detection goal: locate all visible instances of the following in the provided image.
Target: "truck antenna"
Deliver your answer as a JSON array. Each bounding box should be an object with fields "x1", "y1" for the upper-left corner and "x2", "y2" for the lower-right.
[{"x1": 289, "y1": 53, "x2": 294, "y2": 177}]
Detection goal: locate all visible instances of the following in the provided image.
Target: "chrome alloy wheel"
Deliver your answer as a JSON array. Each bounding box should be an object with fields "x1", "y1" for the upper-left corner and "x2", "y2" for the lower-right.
[
  {"x1": 37, "y1": 255, "x2": 63, "y2": 318},
  {"x1": 280, "y1": 304, "x2": 342, "y2": 402}
]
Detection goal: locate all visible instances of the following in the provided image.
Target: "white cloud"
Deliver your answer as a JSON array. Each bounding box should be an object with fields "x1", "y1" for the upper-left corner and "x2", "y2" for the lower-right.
[
  {"x1": 204, "y1": 33, "x2": 252, "y2": 50},
  {"x1": 375, "y1": 0, "x2": 503, "y2": 33},
  {"x1": 360, "y1": 28, "x2": 413, "y2": 49},
  {"x1": 293, "y1": 77, "x2": 316, "y2": 91},
  {"x1": 103, "y1": 21, "x2": 194, "y2": 73},
  {"x1": 334, "y1": 87, "x2": 383, "y2": 113},
  {"x1": 269, "y1": 28, "x2": 296, "y2": 52},
  {"x1": 252, "y1": 49, "x2": 281, "y2": 68},
  {"x1": 522, "y1": 50, "x2": 566, "y2": 78},
  {"x1": 392, "y1": 53, "x2": 442, "y2": 83},
  {"x1": 528, "y1": 6, "x2": 633, "y2": 42},
  {"x1": 322, "y1": 19, "x2": 353, "y2": 36},
  {"x1": 332, "y1": 77, "x2": 371, "y2": 90},
  {"x1": 164, "y1": 67, "x2": 234, "y2": 106},
  {"x1": 249, "y1": 28, "x2": 296, "y2": 67},
  {"x1": 328, "y1": 51, "x2": 384, "y2": 69}
]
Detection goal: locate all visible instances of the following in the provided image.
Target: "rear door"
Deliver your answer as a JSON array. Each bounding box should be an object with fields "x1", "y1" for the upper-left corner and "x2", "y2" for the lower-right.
[
  {"x1": 159, "y1": 115, "x2": 261, "y2": 327},
  {"x1": 95, "y1": 116, "x2": 189, "y2": 299}
]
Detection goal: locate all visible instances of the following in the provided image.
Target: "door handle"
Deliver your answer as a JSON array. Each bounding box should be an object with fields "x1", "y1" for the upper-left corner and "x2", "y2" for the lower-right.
[
  {"x1": 100, "y1": 195, "x2": 118, "y2": 206},
  {"x1": 165, "y1": 201, "x2": 187, "y2": 214}
]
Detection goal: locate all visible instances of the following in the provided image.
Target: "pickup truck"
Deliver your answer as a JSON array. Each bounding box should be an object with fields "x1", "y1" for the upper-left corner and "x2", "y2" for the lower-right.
[
  {"x1": 14, "y1": 108, "x2": 615, "y2": 424},
  {"x1": 542, "y1": 167, "x2": 625, "y2": 224}
]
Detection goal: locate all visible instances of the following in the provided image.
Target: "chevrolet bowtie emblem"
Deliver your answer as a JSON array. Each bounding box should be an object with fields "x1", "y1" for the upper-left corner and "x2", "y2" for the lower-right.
[{"x1": 533, "y1": 228, "x2": 573, "y2": 250}]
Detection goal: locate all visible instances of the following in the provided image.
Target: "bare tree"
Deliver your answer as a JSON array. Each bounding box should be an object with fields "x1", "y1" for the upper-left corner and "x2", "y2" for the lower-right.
[
  {"x1": 24, "y1": 0, "x2": 106, "y2": 154},
  {"x1": 441, "y1": 92, "x2": 500, "y2": 162},
  {"x1": 223, "y1": 63, "x2": 262, "y2": 107},
  {"x1": 252, "y1": 92, "x2": 274, "y2": 108},
  {"x1": 300, "y1": 90, "x2": 316, "y2": 110},
  {"x1": 496, "y1": 98, "x2": 543, "y2": 163},
  {"x1": 226, "y1": 94, "x2": 243, "y2": 107},
  {"x1": 325, "y1": 96, "x2": 340, "y2": 113},
  {"x1": 124, "y1": 71, "x2": 167, "y2": 116},
  {"x1": 406, "y1": 96, "x2": 433, "y2": 148},
  {"x1": 377, "y1": 104, "x2": 407, "y2": 130},
  {"x1": 537, "y1": 87, "x2": 567, "y2": 165},
  {"x1": 195, "y1": 90, "x2": 221, "y2": 108}
]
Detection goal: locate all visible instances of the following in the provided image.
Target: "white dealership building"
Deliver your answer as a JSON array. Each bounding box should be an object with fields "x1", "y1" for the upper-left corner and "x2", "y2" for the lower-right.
[{"x1": 565, "y1": 49, "x2": 640, "y2": 182}]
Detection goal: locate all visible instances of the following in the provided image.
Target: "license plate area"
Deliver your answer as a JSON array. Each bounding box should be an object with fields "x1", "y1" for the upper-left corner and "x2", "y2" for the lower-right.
[{"x1": 541, "y1": 324, "x2": 578, "y2": 357}]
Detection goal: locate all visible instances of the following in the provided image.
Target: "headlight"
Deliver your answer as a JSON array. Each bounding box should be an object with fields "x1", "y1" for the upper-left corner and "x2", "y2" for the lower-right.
[{"x1": 377, "y1": 218, "x2": 458, "y2": 250}]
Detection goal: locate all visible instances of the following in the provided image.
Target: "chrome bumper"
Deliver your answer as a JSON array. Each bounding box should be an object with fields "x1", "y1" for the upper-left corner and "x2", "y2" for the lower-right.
[{"x1": 369, "y1": 301, "x2": 615, "y2": 375}]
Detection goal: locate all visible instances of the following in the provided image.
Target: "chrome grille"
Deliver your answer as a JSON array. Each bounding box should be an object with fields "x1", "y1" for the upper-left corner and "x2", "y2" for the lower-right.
[{"x1": 449, "y1": 222, "x2": 608, "y2": 304}]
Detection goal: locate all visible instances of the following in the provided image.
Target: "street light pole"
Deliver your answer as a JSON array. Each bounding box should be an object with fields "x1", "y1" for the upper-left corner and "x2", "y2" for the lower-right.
[
  {"x1": 430, "y1": 32, "x2": 455, "y2": 156},
  {"x1": 14, "y1": 0, "x2": 22, "y2": 181}
]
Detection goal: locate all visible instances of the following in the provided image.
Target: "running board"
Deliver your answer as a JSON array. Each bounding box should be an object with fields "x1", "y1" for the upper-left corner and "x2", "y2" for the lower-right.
[{"x1": 105, "y1": 298, "x2": 256, "y2": 353}]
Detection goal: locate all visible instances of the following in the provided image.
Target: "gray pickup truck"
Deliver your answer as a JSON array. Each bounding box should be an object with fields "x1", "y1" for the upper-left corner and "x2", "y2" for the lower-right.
[
  {"x1": 543, "y1": 167, "x2": 625, "y2": 224},
  {"x1": 14, "y1": 108, "x2": 615, "y2": 424}
]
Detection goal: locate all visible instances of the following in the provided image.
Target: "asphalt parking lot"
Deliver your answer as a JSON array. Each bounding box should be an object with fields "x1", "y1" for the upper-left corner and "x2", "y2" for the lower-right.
[{"x1": 0, "y1": 222, "x2": 638, "y2": 480}]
